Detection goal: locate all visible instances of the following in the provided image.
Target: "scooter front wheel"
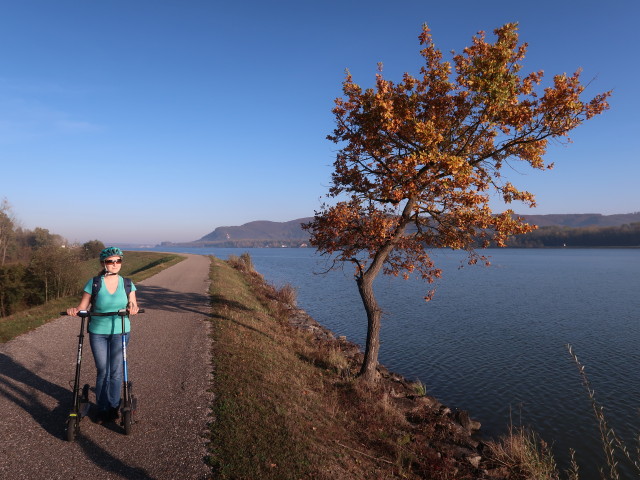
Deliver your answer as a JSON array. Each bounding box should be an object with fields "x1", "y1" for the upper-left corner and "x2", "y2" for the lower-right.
[{"x1": 65, "y1": 416, "x2": 78, "y2": 442}]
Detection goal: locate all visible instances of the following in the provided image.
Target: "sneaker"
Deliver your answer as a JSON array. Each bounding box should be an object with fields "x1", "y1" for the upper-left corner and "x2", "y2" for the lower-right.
[{"x1": 93, "y1": 409, "x2": 108, "y2": 424}]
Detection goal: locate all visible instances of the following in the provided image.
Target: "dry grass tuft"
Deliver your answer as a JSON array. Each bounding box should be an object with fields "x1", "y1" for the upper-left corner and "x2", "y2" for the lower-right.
[
  {"x1": 227, "y1": 251, "x2": 298, "y2": 320},
  {"x1": 226, "y1": 252, "x2": 254, "y2": 273},
  {"x1": 485, "y1": 426, "x2": 560, "y2": 480},
  {"x1": 301, "y1": 342, "x2": 350, "y2": 375},
  {"x1": 272, "y1": 283, "x2": 297, "y2": 307}
]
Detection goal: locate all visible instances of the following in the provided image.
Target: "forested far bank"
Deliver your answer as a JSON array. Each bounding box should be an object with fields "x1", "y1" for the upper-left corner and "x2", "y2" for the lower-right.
[
  {"x1": 505, "y1": 222, "x2": 640, "y2": 247},
  {"x1": 168, "y1": 222, "x2": 640, "y2": 249}
]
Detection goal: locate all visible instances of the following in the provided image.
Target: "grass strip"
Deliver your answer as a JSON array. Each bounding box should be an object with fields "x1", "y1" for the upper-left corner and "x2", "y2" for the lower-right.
[
  {"x1": 208, "y1": 256, "x2": 316, "y2": 479},
  {"x1": 0, "y1": 252, "x2": 184, "y2": 343}
]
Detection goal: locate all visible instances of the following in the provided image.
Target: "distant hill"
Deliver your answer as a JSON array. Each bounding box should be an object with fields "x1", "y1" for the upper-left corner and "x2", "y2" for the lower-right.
[
  {"x1": 163, "y1": 213, "x2": 640, "y2": 248},
  {"x1": 166, "y1": 218, "x2": 313, "y2": 248}
]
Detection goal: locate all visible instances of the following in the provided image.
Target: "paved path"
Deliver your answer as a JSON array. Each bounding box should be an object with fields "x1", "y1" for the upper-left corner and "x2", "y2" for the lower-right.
[{"x1": 0, "y1": 254, "x2": 213, "y2": 479}]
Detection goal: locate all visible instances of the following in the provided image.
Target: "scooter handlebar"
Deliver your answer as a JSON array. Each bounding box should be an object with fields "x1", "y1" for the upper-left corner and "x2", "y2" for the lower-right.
[
  {"x1": 60, "y1": 309, "x2": 145, "y2": 317},
  {"x1": 88, "y1": 309, "x2": 145, "y2": 316}
]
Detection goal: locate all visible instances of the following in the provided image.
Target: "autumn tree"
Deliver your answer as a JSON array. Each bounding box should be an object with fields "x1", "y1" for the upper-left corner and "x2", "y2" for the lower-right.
[
  {"x1": 82, "y1": 240, "x2": 106, "y2": 260},
  {"x1": 303, "y1": 23, "x2": 610, "y2": 382},
  {"x1": 28, "y1": 245, "x2": 81, "y2": 303},
  {"x1": 26, "y1": 227, "x2": 63, "y2": 249},
  {"x1": 0, "y1": 264, "x2": 26, "y2": 317}
]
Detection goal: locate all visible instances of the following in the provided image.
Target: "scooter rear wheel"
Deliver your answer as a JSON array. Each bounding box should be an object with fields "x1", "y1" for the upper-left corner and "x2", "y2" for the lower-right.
[
  {"x1": 123, "y1": 411, "x2": 132, "y2": 435},
  {"x1": 65, "y1": 416, "x2": 78, "y2": 442}
]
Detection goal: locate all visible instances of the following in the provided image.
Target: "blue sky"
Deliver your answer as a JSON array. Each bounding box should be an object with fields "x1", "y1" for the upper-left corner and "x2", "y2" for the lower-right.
[{"x1": 1, "y1": 0, "x2": 637, "y2": 244}]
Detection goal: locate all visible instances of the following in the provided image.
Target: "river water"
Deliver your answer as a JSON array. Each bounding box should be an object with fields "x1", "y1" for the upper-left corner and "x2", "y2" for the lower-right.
[{"x1": 139, "y1": 246, "x2": 640, "y2": 477}]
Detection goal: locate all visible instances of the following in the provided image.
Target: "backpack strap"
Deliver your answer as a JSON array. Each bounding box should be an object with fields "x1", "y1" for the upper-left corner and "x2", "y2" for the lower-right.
[
  {"x1": 90, "y1": 275, "x2": 102, "y2": 312},
  {"x1": 124, "y1": 277, "x2": 132, "y2": 301}
]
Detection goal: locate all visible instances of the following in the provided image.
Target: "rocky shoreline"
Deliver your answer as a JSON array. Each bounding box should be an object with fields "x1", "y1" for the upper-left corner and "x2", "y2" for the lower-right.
[{"x1": 287, "y1": 306, "x2": 509, "y2": 479}]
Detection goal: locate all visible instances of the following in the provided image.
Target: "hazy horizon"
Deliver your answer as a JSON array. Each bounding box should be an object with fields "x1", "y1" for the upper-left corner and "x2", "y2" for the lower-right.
[{"x1": 105, "y1": 211, "x2": 640, "y2": 247}]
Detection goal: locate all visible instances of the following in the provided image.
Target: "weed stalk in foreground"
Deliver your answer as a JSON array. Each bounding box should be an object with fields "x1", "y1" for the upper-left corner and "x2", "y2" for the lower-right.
[{"x1": 566, "y1": 343, "x2": 640, "y2": 480}]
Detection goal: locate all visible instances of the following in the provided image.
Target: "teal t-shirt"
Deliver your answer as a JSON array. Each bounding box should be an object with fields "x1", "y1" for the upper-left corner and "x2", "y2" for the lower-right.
[{"x1": 83, "y1": 276, "x2": 137, "y2": 334}]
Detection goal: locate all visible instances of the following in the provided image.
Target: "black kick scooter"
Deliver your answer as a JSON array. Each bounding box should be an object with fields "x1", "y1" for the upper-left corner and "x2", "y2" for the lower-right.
[
  {"x1": 62, "y1": 308, "x2": 144, "y2": 440},
  {"x1": 62, "y1": 310, "x2": 92, "y2": 441}
]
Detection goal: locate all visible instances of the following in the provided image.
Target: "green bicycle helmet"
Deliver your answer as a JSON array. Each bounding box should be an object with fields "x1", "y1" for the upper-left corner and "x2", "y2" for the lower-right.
[{"x1": 100, "y1": 246, "x2": 124, "y2": 261}]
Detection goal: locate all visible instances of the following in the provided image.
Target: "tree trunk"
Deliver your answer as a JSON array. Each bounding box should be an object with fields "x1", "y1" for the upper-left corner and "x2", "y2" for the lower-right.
[
  {"x1": 357, "y1": 272, "x2": 383, "y2": 382},
  {"x1": 356, "y1": 197, "x2": 416, "y2": 383}
]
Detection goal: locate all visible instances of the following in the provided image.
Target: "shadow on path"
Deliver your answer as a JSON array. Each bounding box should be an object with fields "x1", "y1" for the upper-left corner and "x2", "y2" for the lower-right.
[
  {"x1": 76, "y1": 432, "x2": 156, "y2": 480},
  {"x1": 136, "y1": 285, "x2": 210, "y2": 316},
  {"x1": 0, "y1": 352, "x2": 70, "y2": 438},
  {"x1": 0, "y1": 354, "x2": 157, "y2": 479}
]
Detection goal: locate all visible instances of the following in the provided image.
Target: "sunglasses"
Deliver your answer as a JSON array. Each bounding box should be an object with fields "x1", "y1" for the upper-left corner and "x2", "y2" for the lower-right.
[{"x1": 103, "y1": 258, "x2": 122, "y2": 265}]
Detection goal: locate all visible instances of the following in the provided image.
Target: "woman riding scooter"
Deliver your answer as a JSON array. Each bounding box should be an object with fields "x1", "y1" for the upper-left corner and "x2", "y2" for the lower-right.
[{"x1": 67, "y1": 247, "x2": 139, "y2": 424}]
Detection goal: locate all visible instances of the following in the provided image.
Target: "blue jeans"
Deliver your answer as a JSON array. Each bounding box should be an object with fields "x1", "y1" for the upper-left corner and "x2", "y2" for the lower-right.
[{"x1": 89, "y1": 333, "x2": 130, "y2": 411}]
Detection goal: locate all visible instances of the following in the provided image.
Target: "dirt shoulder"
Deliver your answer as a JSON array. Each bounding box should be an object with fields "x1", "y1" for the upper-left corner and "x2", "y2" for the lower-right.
[{"x1": 0, "y1": 254, "x2": 213, "y2": 480}]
